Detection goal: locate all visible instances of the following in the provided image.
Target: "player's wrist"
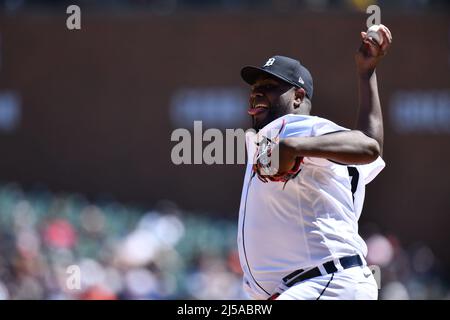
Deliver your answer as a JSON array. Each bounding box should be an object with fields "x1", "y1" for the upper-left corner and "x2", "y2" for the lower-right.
[
  {"x1": 280, "y1": 137, "x2": 305, "y2": 159},
  {"x1": 356, "y1": 68, "x2": 376, "y2": 80}
]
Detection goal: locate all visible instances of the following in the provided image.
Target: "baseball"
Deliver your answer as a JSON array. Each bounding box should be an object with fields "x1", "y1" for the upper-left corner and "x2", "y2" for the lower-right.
[{"x1": 366, "y1": 24, "x2": 383, "y2": 46}]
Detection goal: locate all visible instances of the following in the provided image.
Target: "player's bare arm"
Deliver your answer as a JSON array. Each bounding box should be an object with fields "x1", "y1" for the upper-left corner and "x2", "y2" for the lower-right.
[
  {"x1": 355, "y1": 24, "x2": 392, "y2": 155},
  {"x1": 278, "y1": 130, "x2": 380, "y2": 169},
  {"x1": 275, "y1": 25, "x2": 392, "y2": 174}
]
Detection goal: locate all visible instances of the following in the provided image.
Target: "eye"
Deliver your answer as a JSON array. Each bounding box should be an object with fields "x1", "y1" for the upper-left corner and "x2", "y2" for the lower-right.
[
  {"x1": 251, "y1": 83, "x2": 277, "y2": 92},
  {"x1": 262, "y1": 84, "x2": 275, "y2": 90}
]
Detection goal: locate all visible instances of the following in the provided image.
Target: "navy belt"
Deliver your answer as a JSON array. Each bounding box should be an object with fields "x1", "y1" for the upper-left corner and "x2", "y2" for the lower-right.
[
  {"x1": 283, "y1": 255, "x2": 363, "y2": 287},
  {"x1": 268, "y1": 255, "x2": 363, "y2": 300}
]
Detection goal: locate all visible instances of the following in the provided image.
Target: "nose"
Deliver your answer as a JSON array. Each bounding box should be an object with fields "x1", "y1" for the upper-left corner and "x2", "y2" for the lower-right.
[{"x1": 250, "y1": 90, "x2": 263, "y2": 99}]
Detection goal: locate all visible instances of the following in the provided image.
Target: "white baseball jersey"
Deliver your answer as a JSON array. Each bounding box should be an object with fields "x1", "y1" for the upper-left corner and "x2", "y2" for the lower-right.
[{"x1": 237, "y1": 114, "x2": 385, "y2": 300}]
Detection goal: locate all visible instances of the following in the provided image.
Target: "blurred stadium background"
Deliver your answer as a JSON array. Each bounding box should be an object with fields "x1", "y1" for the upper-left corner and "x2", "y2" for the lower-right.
[{"x1": 0, "y1": 0, "x2": 449, "y2": 299}]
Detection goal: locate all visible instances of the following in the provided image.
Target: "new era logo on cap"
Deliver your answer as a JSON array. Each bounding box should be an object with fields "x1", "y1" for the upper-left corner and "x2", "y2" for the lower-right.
[{"x1": 241, "y1": 55, "x2": 314, "y2": 99}]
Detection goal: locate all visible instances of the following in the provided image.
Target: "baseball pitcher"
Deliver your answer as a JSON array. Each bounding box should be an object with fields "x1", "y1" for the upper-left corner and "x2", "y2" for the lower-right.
[{"x1": 237, "y1": 25, "x2": 392, "y2": 300}]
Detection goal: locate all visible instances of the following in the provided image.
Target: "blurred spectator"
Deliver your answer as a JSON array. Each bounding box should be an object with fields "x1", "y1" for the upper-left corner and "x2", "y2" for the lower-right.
[
  {"x1": 0, "y1": 183, "x2": 244, "y2": 299},
  {"x1": 0, "y1": 182, "x2": 449, "y2": 299}
]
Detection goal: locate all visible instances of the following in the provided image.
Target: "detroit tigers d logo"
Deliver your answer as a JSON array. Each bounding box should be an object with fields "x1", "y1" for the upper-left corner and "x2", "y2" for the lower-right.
[{"x1": 263, "y1": 58, "x2": 276, "y2": 67}]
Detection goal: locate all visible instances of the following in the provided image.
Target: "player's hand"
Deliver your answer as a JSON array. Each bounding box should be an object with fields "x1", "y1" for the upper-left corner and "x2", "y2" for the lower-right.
[
  {"x1": 355, "y1": 24, "x2": 392, "y2": 77},
  {"x1": 272, "y1": 139, "x2": 298, "y2": 174}
]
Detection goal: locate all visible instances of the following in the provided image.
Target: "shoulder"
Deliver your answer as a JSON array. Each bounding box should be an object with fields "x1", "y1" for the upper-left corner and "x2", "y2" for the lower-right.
[
  {"x1": 307, "y1": 117, "x2": 350, "y2": 137},
  {"x1": 277, "y1": 115, "x2": 349, "y2": 138},
  {"x1": 280, "y1": 114, "x2": 345, "y2": 128}
]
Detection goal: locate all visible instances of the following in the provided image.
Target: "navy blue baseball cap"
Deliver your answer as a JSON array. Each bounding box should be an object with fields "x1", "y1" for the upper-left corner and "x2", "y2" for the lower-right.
[{"x1": 241, "y1": 55, "x2": 314, "y2": 99}]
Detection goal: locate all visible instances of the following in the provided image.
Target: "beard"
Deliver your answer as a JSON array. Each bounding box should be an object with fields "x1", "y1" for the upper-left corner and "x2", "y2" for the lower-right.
[{"x1": 251, "y1": 102, "x2": 286, "y2": 131}]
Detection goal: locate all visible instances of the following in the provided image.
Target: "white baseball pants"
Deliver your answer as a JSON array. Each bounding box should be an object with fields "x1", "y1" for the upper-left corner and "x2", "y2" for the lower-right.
[{"x1": 275, "y1": 266, "x2": 378, "y2": 300}]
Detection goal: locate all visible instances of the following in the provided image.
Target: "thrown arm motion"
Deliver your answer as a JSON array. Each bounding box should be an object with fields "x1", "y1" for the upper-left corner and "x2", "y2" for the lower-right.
[{"x1": 275, "y1": 25, "x2": 392, "y2": 173}]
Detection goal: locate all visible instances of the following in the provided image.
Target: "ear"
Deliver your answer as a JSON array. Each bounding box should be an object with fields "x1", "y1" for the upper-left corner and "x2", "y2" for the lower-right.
[{"x1": 293, "y1": 87, "x2": 306, "y2": 109}]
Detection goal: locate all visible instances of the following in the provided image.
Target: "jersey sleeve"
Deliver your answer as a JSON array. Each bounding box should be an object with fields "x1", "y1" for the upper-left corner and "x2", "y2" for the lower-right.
[
  {"x1": 279, "y1": 117, "x2": 313, "y2": 138},
  {"x1": 309, "y1": 119, "x2": 385, "y2": 183},
  {"x1": 279, "y1": 116, "x2": 350, "y2": 167},
  {"x1": 272, "y1": 115, "x2": 385, "y2": 183},
  {"x1": 357, "y1": 156, "x2": 386, "y2": 185},
  {"x1": 279, "y1": 116, "x2": 349, "y2": 139},
  {"x1": 310, "y1": 117, "x2": 350, "y2": 137}
]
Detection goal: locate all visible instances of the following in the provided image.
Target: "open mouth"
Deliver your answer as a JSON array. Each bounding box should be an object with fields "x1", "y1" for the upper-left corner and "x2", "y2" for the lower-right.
[{"x1": 248, "y1": 103, "x2": 269, "y2": 116}]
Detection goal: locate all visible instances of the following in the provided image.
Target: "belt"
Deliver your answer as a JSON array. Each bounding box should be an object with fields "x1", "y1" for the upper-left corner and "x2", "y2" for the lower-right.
[{"x1": 269, "y1": 255, "x2": 363, "y2": 300}]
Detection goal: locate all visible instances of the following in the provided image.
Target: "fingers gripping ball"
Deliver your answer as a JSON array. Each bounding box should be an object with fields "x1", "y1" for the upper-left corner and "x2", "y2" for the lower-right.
[{"x1": 366, "y1": 25, "x2": 384, "y2": 46}]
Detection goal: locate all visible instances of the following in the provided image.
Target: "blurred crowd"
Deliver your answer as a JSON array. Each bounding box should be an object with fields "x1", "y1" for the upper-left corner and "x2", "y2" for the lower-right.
[
  {"x1": 0, "y1": 183, "x2": 245, "y2": 299},
  {"x1": 0, "y1": 182, "x2": 448, "y2": 300}
]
